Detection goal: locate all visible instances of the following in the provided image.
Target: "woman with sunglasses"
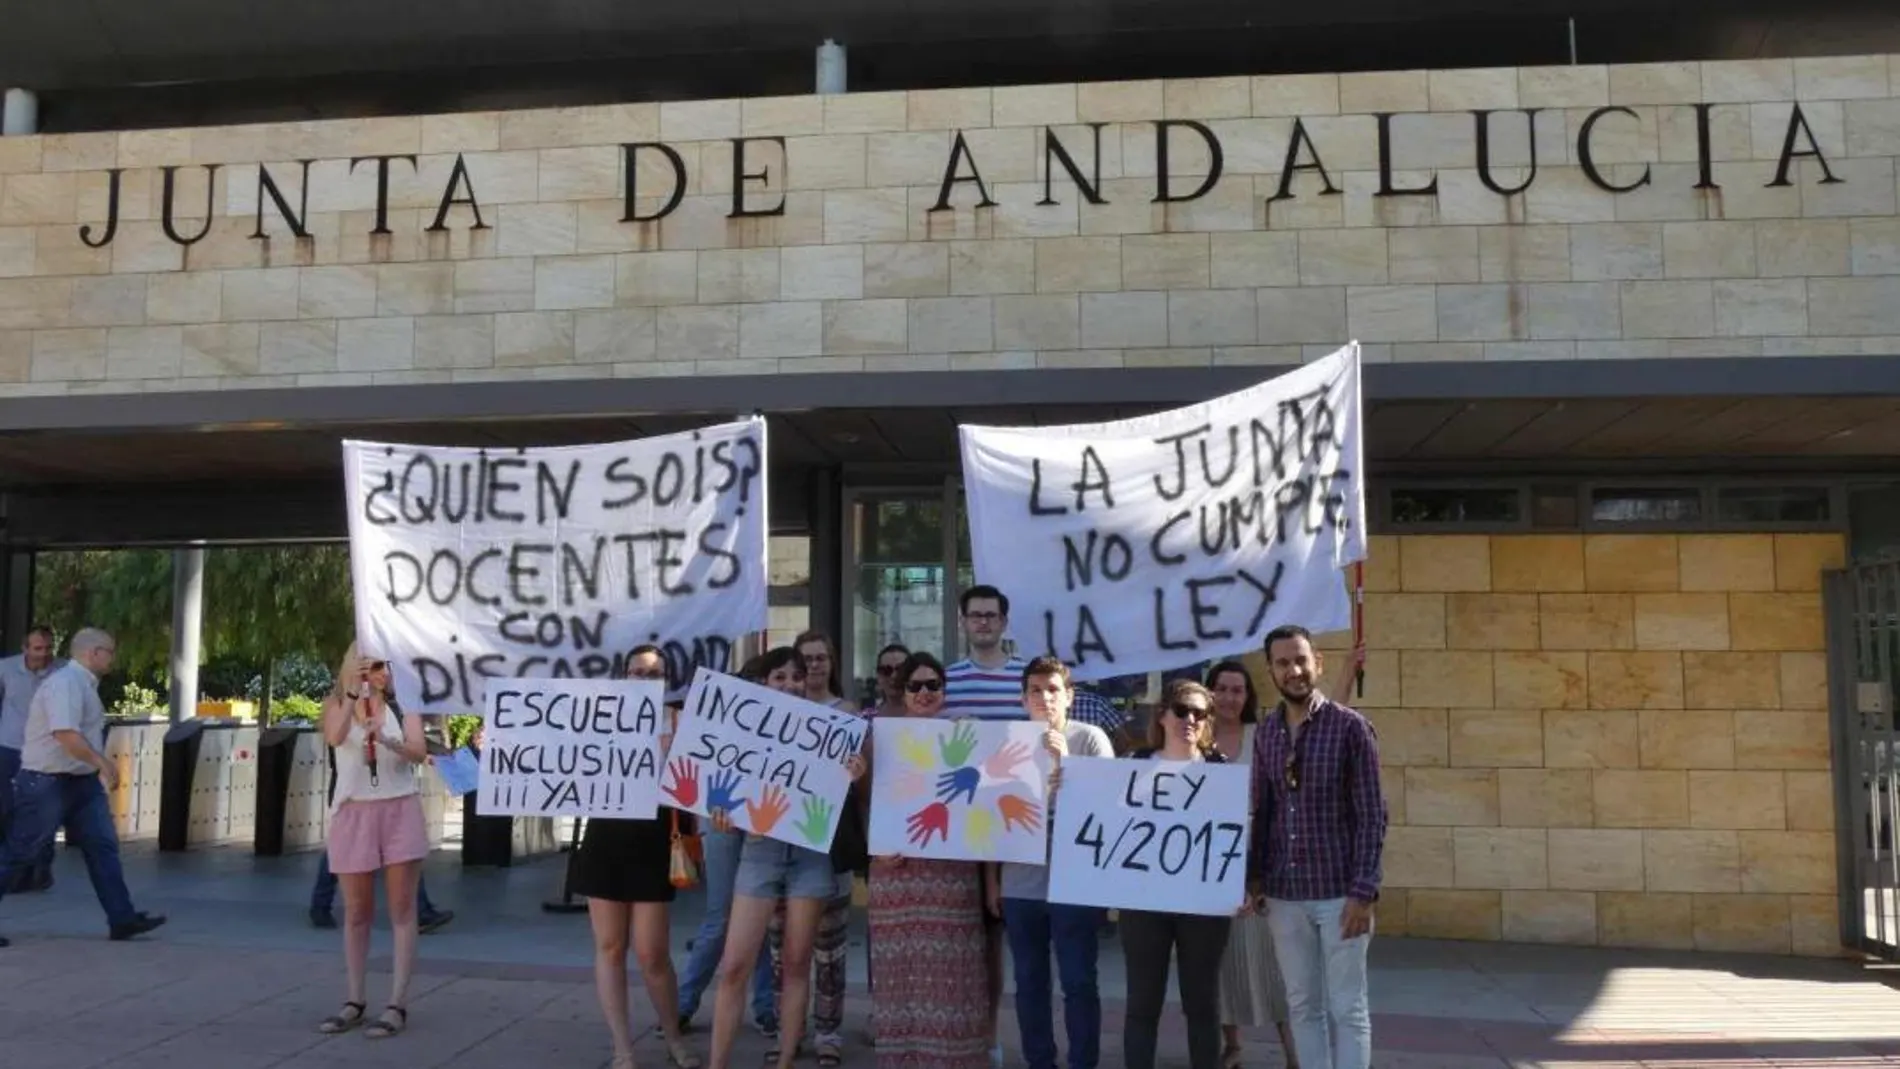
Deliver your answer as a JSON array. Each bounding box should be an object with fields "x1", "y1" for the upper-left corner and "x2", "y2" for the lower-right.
[
  {"x1": 317, "y1": 645, "x2": 430, "y2": 1040},
  {"x1": 870, "y1": 644, "x2": 911, "y2": 719},
  {"x1": 572, "y1": 645, "x2": 701, "y2": 1069},
  {"x1": 1118, "y1": 680, "x2": 1234, "y2": 1069},
  {"x1": 708, "y1": 647, "x2": 868, "y2": 1069},
  {"x1": 867, "y1": 653, "x2": 990, "y2": 1069},
  {"x1": 1205, "y1": 662, "x2": 1297, "y2": 1069}
]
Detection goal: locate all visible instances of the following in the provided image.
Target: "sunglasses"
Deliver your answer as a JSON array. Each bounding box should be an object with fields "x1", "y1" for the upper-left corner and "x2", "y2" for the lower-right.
[
  {"x1": 877, "y1": 663, "x2": 906, "y2": 677},
  {"x1": 906, "y1": 678, "x2": 944, "y2": 694},
  {"x1": 366, "y1": 661, "x2": 387, "y2": 673},
  {"x1": 629, "y1": 668, "x2": 666, "y2": 681},
  {"x1": 1170, "y1": 703, "x2": 1210, "y2": 722}
]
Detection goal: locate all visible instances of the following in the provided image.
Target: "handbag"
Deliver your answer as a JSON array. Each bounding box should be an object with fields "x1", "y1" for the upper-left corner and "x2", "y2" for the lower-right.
[{"x1": 669, "y1": 809, "x2": 703, "y2": 890}]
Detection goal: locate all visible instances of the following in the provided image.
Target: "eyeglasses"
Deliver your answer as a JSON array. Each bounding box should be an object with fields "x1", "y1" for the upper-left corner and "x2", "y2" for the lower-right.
[
  {"x1": 1170, "y1": 703, "x2": 1210, "y2": 722},
  {"x1": 963, "y1": 611, "x2": 1002, "y2": 623},
  {"x1": 629, "y1": 669, "x2": 666, "y2": 681},
  {"x1": 877, "y1": 663, "x2": 906, "y2": 677},
  {"x1": 906, "y1": 678, "x2": 944, "y2": 694},
  {"x1": 366, "y1": 661, "x2": 387, "y2": 673}
]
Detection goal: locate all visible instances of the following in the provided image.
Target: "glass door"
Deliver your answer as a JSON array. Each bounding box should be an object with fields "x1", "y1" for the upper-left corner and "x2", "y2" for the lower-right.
[{"x1": 842, "y1": 480, "x2": 980, "y2": 706}]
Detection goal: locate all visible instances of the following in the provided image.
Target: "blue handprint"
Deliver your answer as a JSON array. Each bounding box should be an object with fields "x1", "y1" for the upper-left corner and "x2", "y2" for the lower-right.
[
  {"x1": 707, "y1": 769, "x2": 746, "y2": 814},
  {"x1": 936, "y1": 765, "x2": 980, "y2": 806}
]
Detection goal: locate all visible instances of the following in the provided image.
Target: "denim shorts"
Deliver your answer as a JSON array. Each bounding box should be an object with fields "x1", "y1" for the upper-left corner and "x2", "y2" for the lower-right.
[{"x1": 735, "y1": 835, "x2": 841, "y2": 900}]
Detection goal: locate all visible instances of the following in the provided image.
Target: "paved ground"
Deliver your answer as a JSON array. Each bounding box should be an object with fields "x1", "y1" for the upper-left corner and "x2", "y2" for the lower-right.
[{"x1": 2, "y1": 840, "x2": 1899, "y2": 1068}]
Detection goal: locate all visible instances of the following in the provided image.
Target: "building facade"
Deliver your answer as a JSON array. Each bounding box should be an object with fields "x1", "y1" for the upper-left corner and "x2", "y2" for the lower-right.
[{"x1": 2, "y1": 51, "x2": 1898, "y2": 956}]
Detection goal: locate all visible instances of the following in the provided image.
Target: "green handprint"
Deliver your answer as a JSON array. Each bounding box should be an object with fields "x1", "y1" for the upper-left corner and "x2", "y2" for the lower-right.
[
  {"x1": 797, "y1": 795, "x2": 836, "y2": 846},
  {"x1": 939, "y1": 721, "x2": 979, "y2": 767}
]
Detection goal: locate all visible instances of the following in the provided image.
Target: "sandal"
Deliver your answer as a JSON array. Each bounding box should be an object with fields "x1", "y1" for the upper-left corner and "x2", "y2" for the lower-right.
[
  {"x1": 815, "y1": 1039, "x2": 843, "y2": 1069},
  {"x1": 363, "y1": 1005, "x2": 407, "y2": 1039},
  {"x1": 666, "y1": 1038, "x2": 703, "y2": 1069},
  {"x1": 318, "y1": 1001, "x2": 366, "y2": 1034}
]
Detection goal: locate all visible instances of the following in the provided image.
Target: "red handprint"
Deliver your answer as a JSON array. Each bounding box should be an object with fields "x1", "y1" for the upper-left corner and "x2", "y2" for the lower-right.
[
  {"x1": 997, "y1": 794, "x2": 1043, "y2": 834},
  {"x1": 984, "y1": 740, "x2": 1032, "y2": 780},
  {"x1": 747, "y1": 784, "x2": 791, "y2": 835},
  {"x1": 662, "y1": 759, "x2": 700, "y2": 808},
  {"x1": 906, "y1": 802, "x2": 951, "y2": 847}
]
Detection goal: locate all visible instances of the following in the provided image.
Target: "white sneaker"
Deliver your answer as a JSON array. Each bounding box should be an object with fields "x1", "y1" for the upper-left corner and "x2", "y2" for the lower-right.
[{"x1": 990, "y1": 1044, "x2": 1004, "y2": 1069}]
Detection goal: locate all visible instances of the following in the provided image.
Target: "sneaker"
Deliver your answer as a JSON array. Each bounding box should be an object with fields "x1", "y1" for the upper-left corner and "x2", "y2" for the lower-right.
[
  {"x1": 309, "y1": 908, "x2": 337, "y2": 930},
  {"x1": 109, "y1": 913, "x2": 167, "y2": 941},
  {"x1": 754, "y1": 1014, "x2": 779, "y2": 1041},
  {"x1": 990, "y1": 1044, "x2": 1003, "y2": 1069},
  {"x1": 419, "y1": 909, "x2": 456, "y2": 934}
]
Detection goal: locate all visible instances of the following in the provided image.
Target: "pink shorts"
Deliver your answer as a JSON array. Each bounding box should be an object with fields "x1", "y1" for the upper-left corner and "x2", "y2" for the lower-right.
[{"x1": 327, "y1": 795, "x2": 429, "y2": 875}]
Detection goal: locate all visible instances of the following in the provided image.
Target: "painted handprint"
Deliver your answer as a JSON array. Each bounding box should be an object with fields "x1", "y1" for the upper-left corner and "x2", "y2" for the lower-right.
[
  {"x1": 707, "y1": 769, "x2": 745, "y2": 815},
  {"x1": 939, "y1": 721, "x2": 979, "y2": 767},
  {"x1": 891, "y1": 766, "x2": 930, "y2": 802},
  {"x1": 936, "y1": 765, "x2": 980, "y2": 805},
  {"x1": 896, "y1": 731, "x2": 936, "y2": 772},
  {"x1": 906, "y1": 801, "x2": 950, "y2": 847},
  {"x1": 662, "y1": 758, "x2": 699, "y2": 808},
  {"x1": 997, "y1": 793, "x2": 1043, "y2": 834},
  {"x1": 983, "y1": 740, "x2": 1032, "y2": 780},
  {"x1": 964, "y1": 804, "x2": 998, "y2": 853},
  {"x1": 796, "y1": 796, "x2": 836, "y2": 846},
  {"x1": 747, "y1": 784, "x2": 790, "y2": 835}
]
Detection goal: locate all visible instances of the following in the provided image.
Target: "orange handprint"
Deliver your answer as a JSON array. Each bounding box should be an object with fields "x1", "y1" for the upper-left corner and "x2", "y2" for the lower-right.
[
  {"x1": 746, "y1": 784, "x2": 791, "y2": 835},
  {"x1": 997, "y1": 793, "x2": 1042, "y2": 834}
]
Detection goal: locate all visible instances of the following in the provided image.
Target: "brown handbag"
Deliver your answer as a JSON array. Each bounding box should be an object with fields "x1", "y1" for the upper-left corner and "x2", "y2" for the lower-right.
[{"x1": 669, "y1": 809, "x2": 703, "y2": 889}]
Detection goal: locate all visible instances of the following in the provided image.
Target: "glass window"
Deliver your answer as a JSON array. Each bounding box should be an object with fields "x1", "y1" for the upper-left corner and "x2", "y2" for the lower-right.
[
  {"x1": 850, "y1": 496, "x2": 951, "y2": 708},
  {"x1": 1389, "y1": 487, "x2": 1521, "y2": 525},
  {"x1": 1590, "y1": 488, "x2": 1702, "y2": 523},
  {"x1": 1715, "y1": 486, "x2": 1832, "y2": 524}
]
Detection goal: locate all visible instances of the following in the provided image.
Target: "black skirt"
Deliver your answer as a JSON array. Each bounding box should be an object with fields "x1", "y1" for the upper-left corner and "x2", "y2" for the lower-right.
[{"x1": 570, "y1": 813, "x2": 676, "y2": 904}]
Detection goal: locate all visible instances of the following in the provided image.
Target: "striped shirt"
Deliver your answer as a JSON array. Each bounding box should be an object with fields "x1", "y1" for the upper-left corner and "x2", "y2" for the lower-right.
[
  {"x1": 1248, "y1": 696, "x2": 1388, "y2": 903},
  {"x1": 943, "y1": 655, "x2": 1028, "y2": 720}
]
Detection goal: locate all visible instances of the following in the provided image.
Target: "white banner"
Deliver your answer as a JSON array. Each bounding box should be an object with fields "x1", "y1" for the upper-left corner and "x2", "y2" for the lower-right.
[
  {"x1": 959, "y1": 344, "x2": 1365, "y2": 681},
  {"x1": 663, "y1": 668, "x2": 868, "y2": 851},
  {"x1": 342, "y1": 419, "x2": 767, "y2": 715},
  {"x1": 479, "y1": 678, "x2": 667, "y2": 819},
  {"x1": 868, "y1": 718, "x2": 1052, "y2": 864},
  {"x1": 1046, "y1": 757, "x2": 1252, "y2": 916}
]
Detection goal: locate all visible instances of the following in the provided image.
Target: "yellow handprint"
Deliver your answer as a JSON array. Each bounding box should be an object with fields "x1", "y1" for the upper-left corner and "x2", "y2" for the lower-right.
[
  {"x1": 963, "y1": 804, "x2": 998, "y2": 855},
  {"x1": 897, "y1": 729, "x2": 937, "y2": 772}
]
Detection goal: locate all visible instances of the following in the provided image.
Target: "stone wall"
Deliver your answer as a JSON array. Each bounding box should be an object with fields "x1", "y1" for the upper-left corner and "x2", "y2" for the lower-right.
[
  {"x1": 0, "y1": 56, "x2": 1897, "y2": 395},
  {"x1": 1289, "y1": 532, "x2": 1844, "y2": 956}
]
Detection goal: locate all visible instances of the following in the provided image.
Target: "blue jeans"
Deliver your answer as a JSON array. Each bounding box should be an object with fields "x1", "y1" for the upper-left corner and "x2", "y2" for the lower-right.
[
  {"x1": 1266, "y1": 898, "x2": 1372, "y2": 1069},
  {"x1": 1003, "y1": 898, "x2": 1105, "y2": 1069},
  {"x1": 677, "y1": 828, "x2": 774, "y2": 1022},
  {"x1": 310, "y1": 849, "x2": 439, "y2": 917},
  {"x1": 0, "y1": 770, "x2": 138, "y2": 928},
  {"x1": 0, "y1": 747, "x2": 56, "y2": 879}
]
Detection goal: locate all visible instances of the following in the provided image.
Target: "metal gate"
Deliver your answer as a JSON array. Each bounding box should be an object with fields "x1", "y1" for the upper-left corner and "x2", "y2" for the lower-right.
[{"x1": 1827, "y1": 560, "x2": 1900, "y2": 960}]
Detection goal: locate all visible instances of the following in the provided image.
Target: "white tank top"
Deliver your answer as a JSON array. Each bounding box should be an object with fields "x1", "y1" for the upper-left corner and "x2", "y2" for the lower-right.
[{"x1": 330, "y1": 707, "x2": 421, "y2": 813}]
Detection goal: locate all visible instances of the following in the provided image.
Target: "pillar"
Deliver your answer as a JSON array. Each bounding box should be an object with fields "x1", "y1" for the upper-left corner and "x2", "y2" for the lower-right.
[
  {"x1": 169, "y1": 546, "x2": 205, "y2": 723},
  {"x1": 2, "y1": 88, "x2": 38, "y2": 136},
  {"x1": 815, "y1": 39, "x2": 847, "y2": 95}
]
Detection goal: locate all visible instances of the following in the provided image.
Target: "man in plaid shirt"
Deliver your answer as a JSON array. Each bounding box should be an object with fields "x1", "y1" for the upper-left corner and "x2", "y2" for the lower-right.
[{"x1": 1247, "y1": 624, "x2": 1387, "y2": 1069}]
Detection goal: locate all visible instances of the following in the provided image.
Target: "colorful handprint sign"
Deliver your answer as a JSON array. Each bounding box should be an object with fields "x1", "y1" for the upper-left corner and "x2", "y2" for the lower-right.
[{"x1": 869, "y1": 718, "x2": 1052, "y2": 864}]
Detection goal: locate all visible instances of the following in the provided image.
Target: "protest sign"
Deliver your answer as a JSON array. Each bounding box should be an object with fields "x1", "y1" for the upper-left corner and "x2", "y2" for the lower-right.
[
  {"x1": 663, "y1": 668, "x2": 868, "y2": 850},
  {"x1": 342, "y1": 419, "x2": 766, "y2": 714},
  {"x1": 479, "y1": 678, "x2": 667, "y2": 819},
  {"x1": 433, "y1": 747, "x2": 481, "y2": 796},
  {"x1": 1046, "y1": 757, "x2": 1252, "y2": 916},
  {"x1": 868, "y1": 718, "x2": 1051, "y2": 864},
  {"x1": 959, "y1": 344, "x2": 1365, "y2": 682}
]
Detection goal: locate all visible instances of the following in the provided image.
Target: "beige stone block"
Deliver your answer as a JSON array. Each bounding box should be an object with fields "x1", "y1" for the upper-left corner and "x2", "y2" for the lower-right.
[
  {"x1": 1162, "y1": 77, "x2": 1251, "y2": 119},
  {"x1": 70, "y1": 276, "x2": 146, "y2": 328},
  {"x1": 221, "y1": 269, "x2": 301, "y2": 322},
  {"x1": 1713, "y1": 279, "x2": 1808, "y2": 337},
  {"x1": 613, "y1": 252, "x2": 698, "y2": 308},
  {"x1": 991, "y1": 84, "x2": 1077, "y2": 127},
  {"x1": 909, "y1": 296, "x2": 993, "y2": 353},
  {"x1": 1400, "y1": 651, "x2": 1493, "y2": 709},
  {"x1": 258, "y1": 320, "x2": 337, "y2": 374},
  {"x1": 298, "y1": 265, "x2": 377, "y2": 319},
  {"x1": 1644, "y1": 830, "x2": 1740, "y2": 892},
  {"x1": 1478, "y1": 225, "x2": 1570, "y2": 283},
  {"x1": 1594, "y1": 769, "x2": 1688, "y2": 828},
  {"x1": 1583, "y1": 535, "x2": 1678, "y2": 592},
  {"x1": 1734, "y1": 710, "x2": 1829, "y2": 771},
  {"x1": 178, "y1": 323, "x2": 260, "y2": 377},
  {"x1": 1639, "y1": 709, "x2": 1735, "y2": 770},
  {"x1": 0, "y1": 137, "x2": 41, "y2": 175},
  {"x1": 1454, "y1": 827, "x2": 1548, "y2": 890},
  {"x1": 1366, "y1": 708, "x2": 1448, "y2": 767},
  {"x1": 863, "y1": 243, "x2": 948, "y2": 298},
  {"x1": 908, "y1": 88, "x2": 991, "y2": 130},
  {"x1": 1495, "y1": 652, "x2": 1589, "y2": 711},
  {"x1": 1620, "y1": 281, "x2": 1715, "y2": 340},
  {"x1": 780, "y1": 135, "x2": 867, "y2": 191},
  {"x1": 29, "y1": 328, "x2": 105, "y2": 381},
  {"x1": 1074, "y1": 81, "x2": 1161, "y2": 123},
  {"x1": 493, "y1": 311, "x2": 575, "y2": 367},
  {"x1": 1526, "y1": 282, "x2": 1620, "y2": 340},
  {"x1": 1256, "y1": 286, "x2": 1345, "y2": 344},
  {"x1": 1445, "y1": 594, "x2": 1538, "y2": 651},
  {"x1": 1598, "y1": 890, "x2": 1693, "y2": 949},
  {"x1": 1632, "y1": 593, "x2": 1731, "y2": 652},
  {"x1": 1405, "y1": 768, "x2": 1499, "y2": 827},
  {"x1": 0, "y1": 278, "x2": 71, "y2": 330},
  {"x1": 1399, "y1": 537, "x2": 1490, "y2": 593},
  {"x1": 1681, "y1": 652, "x2": 1781, "y2": 711},
  {"x1": 1385, "y1": 826, "x2": 1454, "y2": 888},
  {"x1": 776, "y1": 245, "x2": 862, "y2": 302},
  {"x1": 1405, "y1": 889, "x2": 1501, "y2": 942},
  {"x1": 1773, "y1": 534, "x2": 1846, "y2": 593},
  {"x1": 658, "y1": 98, "x2": 740, "y2": 141},
  {"x1": 1296, "y1": 230, "x2": 1388, "y2": 287},
  {"x1": 376, "y1": 262, "x2": 455, "y2": 316},
  {"x1": 419, "y1": 112, "x2": 501, "y2": 155},
  {"x1": 1500, "y1": 769, "x2": 1593, "y2": 828},
  {"x1": 1449, "y1": 709, "x2": 1545, "y2": 769},
  {"x1": 1338, "y1": 69, "x2": 1426, "y2": 113},
  {"x1": 1810, "y1": 277, "x2": 1900, "y2": 337},
  {"x1": 1, "y1": 174, "x2": 76, "y2": 226},
  {"x1": 1687, "y1": 771, "x2": 1786, "y2": 831},
  {"x1": 0, "y1": 332, "x2": 27, "y2": 383},
  {"x1": 1427, "y1": 67, "x2": 1518, "y2": 110},
  {"x1": 1777, "y1": 652, "x2": 1827, "y2": 711},
  {"x1": 536, "y1": 146, "x2": 618, "y2": 202},
  {"x1": 1502, "y1": 890, "x2": 1597, "y2": 944},
  {"x1": 1117, "y1": 234, "x2": 1206, "y2": 291},
  {"x1": 1589, "y1": 652, "x2": 1683, "y2": 710},
  {"x1": 414, "y1": 314, "x2": 496, "y2": 369},
  {"x1": 1545, "y1": 710, "x2": 1639, "y2": 770},
  {"x1": 336, "y1": 316, "x2": 415, "y2": 372},
  {"x1": 104, "y1": 325, "x2": 182, "y2": 380},
  {"x1": 1520, "y1": 65, "x2": 1610, "y2": 108},
  {"x1": 1538, "y1": 594, "x2": 1633, "y2": 651},
  {"x1": 498, "y1": 202, "x2": 579, "y2": 256},
  {"x1": 573, "y1": 309, "x2": 657, "y2": 365},
  {"x1": 737, "y1": 302, "x2": 822, "y2": 359},
  {"x1": 1693, "y1": 893, "x2": 1791, "y2": 954},
  {"x1": 1168, "y1": 290, "x2": 1255, "y2": 347},
  {"x1": 1387, "y1": 228, "x2": 1480, "y2": 285},
  {"x1": 1791, "y1": 894, "x2": 1842, "y2": 957},
  {"x1": 989, "y1": 295, "x2": 1075, "y2": 351},
  {"x1": 1676, "y1": 534, "x2": 1774, "y2": 593},
  {"x1": 823, "y1": 92, "x2": 906, "y2": 135},
  {"x1": 1343, "y1": 285, "x2": 1433, "y2": 343},
  {"x1": 1850, "y1": 217, "x2": 1900, "y2": 275},
  {"x1": 1549, "y1": 829, "x2": 1645, "y2": 890},
  {"x1": 947, "y1": 240, "x2": 1035, "y2": 296},
  {"x1": 449, "y1": 258, "x2": 533, "y2": 315},
  {"x1": 1757, "y1": 219, "x2": 1851, "y2": 279},
  {"x1": 1783, "y1": 771, "x2": 1833, "y2": 832},
  {"x1": 1729, "y1": 592, "x2": 1823, "y2": 652},
  {"x1": 1362, "y1": 536, "x2": 1400, "y2": 594},
  {"x1": 1080, "y1": 291, "x2": 1166, "y2": 349},
  {"x1": 1380, "y1": 761, "x2": 1408, "y2": 826},
  {"x1": 1569, "y1": 223, "x2": 1663, "y2": 281},
  {"x1": 1794, "y1": 54, "x2": 1890, "y2": 99},
  {"x1": 0, "y1": 226, "x2": 33, "y2": 279},
  {"x1": 142, "y1": 273, "x2": 221, "y2": 325},
  {"x1": 822, "y1": 299, "x2": 907, "y2": 355},
  {"x1": 694, "y1": 249, "x2": 780, "y2": 305},
  {"x1": 1035, "y1": 236, "x2": 1122, "y2": 293}
]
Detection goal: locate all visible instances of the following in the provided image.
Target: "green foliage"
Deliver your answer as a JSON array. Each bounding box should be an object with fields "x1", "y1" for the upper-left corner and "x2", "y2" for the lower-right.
[
  {"x1": 445, "y1": 714, "x2": 482, "y2": 750},
  {"x1": 109, "y1": 681, "x2": 166, "y2": 719},
  {"x1": 271, "y1": 693, "x2": 324, "y2": 724}
]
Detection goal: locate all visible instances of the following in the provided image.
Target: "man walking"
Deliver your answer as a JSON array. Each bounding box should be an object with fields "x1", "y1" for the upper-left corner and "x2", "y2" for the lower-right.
[
  {"x1": 0, "y1": 628, "x2": 166, "y2": 947},
  {"x1": 1248, "y1": 624, "x2": 1387, "y2": 1069},
  {"x1": 0, "y1": 626, "x2": 62, "y2": 893}
]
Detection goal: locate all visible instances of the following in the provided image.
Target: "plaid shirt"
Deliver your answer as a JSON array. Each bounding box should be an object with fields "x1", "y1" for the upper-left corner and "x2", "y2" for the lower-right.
[
  {"x1": 1248, "y1": 696, "x2": 1387, "y2": 903},
  {"x1": 1068, "y1": 687, "x2": 1124, "y2": 734}
]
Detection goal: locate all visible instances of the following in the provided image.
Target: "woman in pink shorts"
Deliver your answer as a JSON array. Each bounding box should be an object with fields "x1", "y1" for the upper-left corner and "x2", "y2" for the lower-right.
[{"x1": 317, "y1": 645, "x2": 430, "y2": 1041}]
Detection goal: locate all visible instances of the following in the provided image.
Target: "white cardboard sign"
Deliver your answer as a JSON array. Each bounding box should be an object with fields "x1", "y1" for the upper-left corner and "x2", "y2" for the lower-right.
[
  {"x1": 1046, "y1": 756, "x2": 1253, "y2": 916},
  {"x1": 868, "y1": 718, "x2": 1052, "y2": 864},
  {"x1": 479, "y1": 677, "x2": 667, "y2": 819}
]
